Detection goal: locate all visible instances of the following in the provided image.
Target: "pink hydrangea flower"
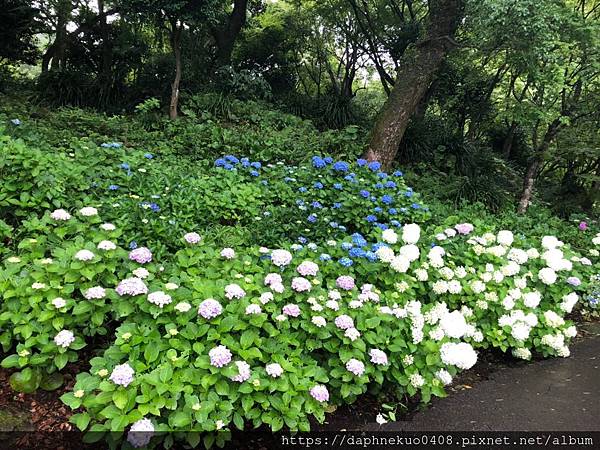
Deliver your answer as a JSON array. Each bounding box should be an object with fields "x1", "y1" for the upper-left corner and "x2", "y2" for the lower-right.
[
  {"x1": 345, "y1": 327, "x2": 360, "y2": 341},
  {"x1": 127, "y1": 418, "x2": 154, "y2": 448},
  {"x1": 579, "y1": 221, "x2": 588, "y2": 231},
  {"x1": 129, "y1": 247, "x2": 152, "y2": 264},
  {"x1": 116, "y1": 277, "x2": 148, "y2": 296},
  {"x1": 270, "y1": 283, "x2": 285, "y2": 293},
  {"x1": 264, "y1": 273, "x2": 283, "y2": 286},
  {"x1": 310, "y1": 385, "x2": 329, "y2": 402},
  {"x1": 369, "y1": 349, "x2": 388, "y2": 365},
  {"x1": 198, "y1": 299, "x2": 223, "y2": 319},
  {"x1": 231, "y1": 361, "x2": 251, "y2": 382},
  {"x1": 110, "y1": 363, "x2": 135, "y2": 387},
  {"x1": 334, "y1": 314, "x2": 354, "y2": 330},
  {"x1": 455, "y1": 223, "x2": 474, "y2": 235},
  {"x1": 291, "y1": 277, "x2": 311, "y2": 292},
  {"x1": 245, "y1": 304, "x2": 262, "y2": 315},
  {"x1": 184, "y1": 232, "x2": 201, "y2": 244},
  {"x1": 225, "y1": 283, "x2": 246, "y2": 299},
  {"x1": 209, "y1": 345, "x2": 232, "y2": 368},
  {"x1": 345, "y1": 359, "x2": 365, "y2": 376},
  {"x1": 336, "y1": 275, "x2": 355, "y2": 291},
  {"x1": 297, "y1": 261, "x2": 319, "y2": 277},
  {"x1": 283, "y1": 304, "x2": 301, "y2": 317},
  {"x1": 271, "y1": 249, "x2": 292, "y2": 267}
]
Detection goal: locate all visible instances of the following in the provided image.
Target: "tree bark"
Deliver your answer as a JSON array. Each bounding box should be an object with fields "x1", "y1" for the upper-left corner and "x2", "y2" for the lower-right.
[
  {"x1": 51, "y1": 0, "x2": 72, "y2": 71},
  {"x1": 169, "y1": 21, "x2": 183, "y2": 120},
  {"x1": 502, "y1": 122, "x2": 517, "y2": 159},
  {"x1": 213, "y1": 0, "x2": 248, "y2": 67},
  {"x1": 364, "y1": 0, "x2": 464, "y2": 168},
  {"x1": 517, "y1": 155, "x2": 543, "y2": 214}
]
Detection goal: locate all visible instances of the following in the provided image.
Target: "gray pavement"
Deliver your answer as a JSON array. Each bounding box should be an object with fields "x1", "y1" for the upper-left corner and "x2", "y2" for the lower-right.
[{"x1": 369, "y1": 323, "x2": 600, "y2": 432}]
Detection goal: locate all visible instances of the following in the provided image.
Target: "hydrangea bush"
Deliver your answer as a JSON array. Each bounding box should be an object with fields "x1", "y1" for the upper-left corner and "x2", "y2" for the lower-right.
[{"x1": 0, "y1": 149, "x2": 598, "y2": 449}]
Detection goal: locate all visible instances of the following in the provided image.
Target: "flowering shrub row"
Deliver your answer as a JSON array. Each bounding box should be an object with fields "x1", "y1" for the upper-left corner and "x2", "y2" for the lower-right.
[{"x1": 1, "y1": 201, "x2": 598, "y2": 448}]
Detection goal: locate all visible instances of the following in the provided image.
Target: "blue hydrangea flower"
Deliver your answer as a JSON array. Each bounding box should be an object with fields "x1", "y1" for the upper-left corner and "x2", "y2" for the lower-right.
[
  {"x1": 366, "y1": 215, "x2": 377, "y2": 223},
  {"x1": 368, "y1": 161, "x2": 381, "y2": 171},
  {"x1": 324, "y1": 156, "x2": 333, "y2": 164},
  {"x1": 108, "y1": 184, "x2": 119, "y2": 191},
  {"x1": 400, "y1": 207, "x2": 408, "y2": 213},
  {"x1": 357, "y1": 158, "x2": 367, "y2": 167},
  {"x1": 388, "y1": 208, "x2": 397, "y2": 215},
  {"x1": 341, "y1": 242, "x2": 353, "y2": 250},
  {"x1": 129, "y1": 241, "x2": 138, "y2": 249},
  {"x1": 382, "y1": 195, "x2": 393, "y2": 205},
  {"x1": 374, "y1": 207, "x2": 383, "y2": 213},
  {"x1": 333, "y1": 161, "x2": 349, "y2": 172},
  {"x1": 144, "y1": 153, "x2": 154, "y2": 159},
  {"x1": 320, "y1": 253, "x2": 331, "y2": 261},
  {"x1": 339, "y1": 225, "x2": 347, "y2": 232},
  {"x1": 314, "y1": 182, "x2": 324, "y2": 189},
  {"x1": 311, "y1": 201, "x2": 322, "y2": 208},
  {"x1": 284, "y1": 177, "x2": 294, "y2": 182},
  {"x1": 376, "y1": 223, "x2": 389, "y2": 230},
  {"x1": 298, "y1": 236, "x2": 308, "y2": 244},
  {"x1": 312, "y1": 156, "x2": 327, "y2": 168},
  {"x1": 307, "y1": 243, "x2": 318, "y2": 251},
  {"x1": 10, "y1": 118, "x2": 21, "y2": 126},
  {"x1": 339, "y1": 257, "x2": 353, "y2": 267},
  {"x1": 307, "y1": 214, "x2": 317, "y2": 223},
  {"x1": 374, "y1": 183, "x2": 384, "y2": 189},
  {"x1": 250, "y1": 161, "x2": 261, "y2": 169},
  {"x1": 385, "y1": 181, "x2": 397, "y2": 188},
  {"x1": 349, "y1": 247, "x2": 366, "y2": 258},
  {"x1": 329, "y1": 221, "x2": 339, "y2": 228},
  {"x1": 377, "y1": 172, "x2": 388, "y2": 179},
  {"x1": 393, "y1": 170, "x2": 403, "y2": 177},
  {"x1": 333, "y1": 183, "x2": 343, "y2": 190},
  {"x1": 366, "y1": 251, "x2": 377, "y2": 261},
  {"x1": 250, "y1": 170, "x2": 259, "y2": 177},
  {"x1": 242, "y1": 160, "x2": 251, "y2": 168},
  {"x1": 360, "y1": 190, "x2": 370, "y2": 198},
  {"x1": 411, "y1": 203, "x2": 421, "y2": 209},
  {"x1": 372, "y1": 242, "x2": 388, "y2": 252},
  {"x1": 405, "y1": 190, "x2": 413, "y2": 198},
  {"x1": 299, "y1": 187, "x2": 308, "y2": 193},
  {"x1": 261, "y1": 180, "x2": 268, "y2": 186},
  {"x1": 224, "y1": 155, "x2": 239, "y2": 164},
  {"x1": 296, "y1": 199, "x2": 305, "y2": 206},
  {"x1": 390, "y1": 220, "x2": 401, "y2": 227},
  {"x1": 215, "y1": 158, "x2": 226, "y2": 167},
  {"x1": 333, "y1": 202, "x2": 342, "y2": 209},
  {"x1": 120, "y1": 163, "x2": 130, "y2": 170}
]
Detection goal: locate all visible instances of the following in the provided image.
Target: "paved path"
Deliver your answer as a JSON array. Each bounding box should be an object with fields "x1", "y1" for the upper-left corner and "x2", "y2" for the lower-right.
[{"x1": 369, "y1": 323, "x2": 600, "y2": 432}]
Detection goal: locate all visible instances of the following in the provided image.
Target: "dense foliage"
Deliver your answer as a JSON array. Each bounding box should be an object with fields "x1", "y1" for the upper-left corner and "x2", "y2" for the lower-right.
[{"x1": 1, "y1": 113, "x2": 599, "y2": 448}]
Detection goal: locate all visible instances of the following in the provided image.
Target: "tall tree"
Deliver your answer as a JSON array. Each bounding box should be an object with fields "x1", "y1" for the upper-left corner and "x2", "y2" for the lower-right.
[
  {"x1": 364, "y1": 0, "x2": 464, "y2": 168},
  {"x1": 0, "y1": 0, "x2": 41, "y2": 65},
  {"x1": 211, "y1": 0, "x2": 249, "y2": 67}
]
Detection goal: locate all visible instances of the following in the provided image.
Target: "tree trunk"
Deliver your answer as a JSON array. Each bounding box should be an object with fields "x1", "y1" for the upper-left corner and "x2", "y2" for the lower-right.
[
  {"x1": 169, "y1": 22, "x2": 183, "y2": 120},
  {"x1": 213, "y1": 0, "x2": 248, "y2": 67},
  {"x1": 502, "y1": 122, "x2": 517, "y2": 159},
  {"x1": 517, "y1": 156, "x2": 543, "y2": 214},
  {"x1": 52, "y1": 0, "x2": 72, "y2": 71},
  {"x1": 364, "y1": 0, "x2": 464, "y2": 169}
]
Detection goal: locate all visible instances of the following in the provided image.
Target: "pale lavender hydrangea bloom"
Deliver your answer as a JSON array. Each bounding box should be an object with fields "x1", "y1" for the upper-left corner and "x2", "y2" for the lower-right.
[
  {"x1": 231, "y1": 361, "x2": 251, "y2": 382},
  {"x1": 455, "y1": 223, "x2": 474, "y2": 235},
  {"x1": 75, "y1": 250, "x2": 95, "y2": 261},
  {"x1": 260, "y1": 292, "x2": 274, "y2": 304},
  {"x1": 52, "y1": 297, "x2": 66, "y2": 308},
  {"x1": 184, "y1": 232, "x2": 201, "y2": 244},
  {"x1": 567, "y1": 276, "x2": 581, "y2": 287},
  {"x1": 334, "y1": 314, "x2": 354, "y2": 330},
  {"x1": 132, "y1": 268, "x2": 149, "y2": 279},
  {"x1": 110, "y1": 363, "x2": 135, "y2": 387},
  {"x1": 50, "y1": 209, "x2": 71, "y2": 221},
  {"x1": 270, "y1": 283, "x2": 285, "y2": 293},
  {"x1": 283, "y1": 304, "x2": 301, "y2": 317},
  {"x1": 100, "y1": 223, "x2": 116, "y2": 231},
  {"x1": 369, "y1": 349, "x2": 388, "y2": 365},
  {"x1": 345, "y1": 327, "x2": 360, "y2": 341},
  {"x1": 264, "y1": 273, "x2": 283, "y2": 286},
  {"x1": 97, "y1": 240, "x2": 116, "y2": 251},
  {"x1": 345, "y1": 359, "x2": 365, "y2": 376},
  {"x1": 198, "y1": 299, "x2": 223, "y2": 319},
  {"x1": 291, "y1": 277, "x2": 311, "y2": 292},
  {"x1": 209, "y1": 345, "x2": 232, "y2": 368},
  {"x1": 54, "y1": 330, "x2": 75, "y2": 348},
  {"x1": 116, "y1": 277, "x2": 148, "y2": 296},
  {"x1": 220, "y1": 247, "x2": 235, "y2": 259},
  {"x1": 296, "y1": 261, "x2": 319, "y2": 277},
  {"x1": 310, "y1": 385, "x2": 329, "y2": 402},
  {"x1": 129, "y1": 247, "x2": 152, "y2": 264},
  {"x1": 265, "y1": 363, "x2": 283, "y2": 378},
  {"x1": 245, "y1": 304, "x2": 262, "y2": 315},
  {"x1": 336, "y1": 275, "x2": 355, "y2": 291},
  {"x1": 84, "y1": 286, "x2": 106, "y2": 300},
  {"x1": 127, "y1": 418, "x2": 154, "y2": 448},
  {"x1": 225, "y1": 283, "x2": 246, "y2": 299},
  {"x1": 147, "y1": 291, "x2": 172, "y2": 308},
  {"x1": 271, "y1": 249, "x2": 293, "y2": 267}
]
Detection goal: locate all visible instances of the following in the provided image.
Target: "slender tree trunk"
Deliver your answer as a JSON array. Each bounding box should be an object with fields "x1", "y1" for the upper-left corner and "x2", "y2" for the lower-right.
[
  {"x1": 169, "y1": 22, "x2": 183, "y2": 120},
  {"x1": 365, "y1": 0, "x2": 464, "y2": 168},
  {"x1": 517, "y1": 156, "x2": 543, "y2": 214},
  {"x1": 52, "y1": 0, "x2": 72, "y2": 71},
  {"x1": 502, "y1": 122, "x2": 517, "y2": 159}
]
